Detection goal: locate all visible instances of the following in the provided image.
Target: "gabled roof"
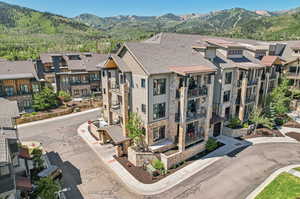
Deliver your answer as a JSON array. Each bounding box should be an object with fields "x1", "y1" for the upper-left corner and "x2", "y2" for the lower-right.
[
  {"x1": 0, "y1": 98, "x2": 19, "y2": 128},
  {"x1": 0, "y1": 61, "x2": 38, "y2": 80},
  {"x1": 261, "y1": 56, "x2": 282, "y2": 67}
]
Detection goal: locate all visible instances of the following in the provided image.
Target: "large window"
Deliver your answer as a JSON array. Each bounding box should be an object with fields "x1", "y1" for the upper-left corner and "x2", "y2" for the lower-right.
[
  {"x1": 0, "y1": 165, "x2": 10, "y2": 176},
  {"x1": 225, "y1": 72, "x2": 232, "y2": 84},
  {"x1": 5, "y1": 87, "x2": 14, "y2": 96},
  {"x1": 289, "y1": 67, "x2": 297, "y2": 73},
  {"x1": 153, "y1": 103, "x2": 166, "y2": 120},
  {"x1": 228, "y1": 49, "x2": 243, "y2": 55},
  {"x1": 223, "y1": 91, "x2": 231, "y2": 102},
  {"x1": 32, "y1": 84, "x2": 39, "y2": 93},
  {"x1": 153, "y1": 126, "x2": 165, "y2": 142},
  {"x1": 20, "y1": 84, "x2": 29, "y2": 94},
  {"x1": 153, "y1": 79, "x2": 166, "y2": 95},
  {"x1": 141, "y1": 104, "x2": 146, "y2": 113}
]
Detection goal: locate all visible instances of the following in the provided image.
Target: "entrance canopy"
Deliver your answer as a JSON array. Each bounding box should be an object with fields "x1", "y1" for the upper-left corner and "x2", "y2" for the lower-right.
[{"x1": 100, "y1": 125, "x2": 130, "y2": 144}]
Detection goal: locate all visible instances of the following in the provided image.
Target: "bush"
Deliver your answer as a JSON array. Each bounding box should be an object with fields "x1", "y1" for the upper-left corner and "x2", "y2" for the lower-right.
[
  {"x1": 58, "y1": 91, "x2": 72, "y2": 103},
  {"x1": 151, "y1": 159, "x2": 165, "y2": 171},
  {"x1": 33, "y1": 87, "x2": 59, "y2": 111},
  {"x1": 227, "y1": 117, "x2": 243, "y2": 129},
  {"x1": 206, "y1": 138, "x2": 219, "y2": 152},
  {"x1": 31, "y1": 112, "x2": 37, "y2": 116}
]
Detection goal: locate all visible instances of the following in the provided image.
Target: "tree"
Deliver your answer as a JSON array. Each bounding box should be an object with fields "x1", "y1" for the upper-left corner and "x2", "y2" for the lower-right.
[
  {"x1": 32, "y1": 148, "x2": 44, "y2": 170},
  {"x1": 33, "y1": 87, "x2": 59, "y2": 111},
  {"x1": 250, "y1": 108, "x2": 273, "y2": 134},
  {"x1": 34, "y1": 177, "x2": 60, "y2": 199},
  {"x1": 126, "y1": 113, "x2": 147, "y2": 151}
]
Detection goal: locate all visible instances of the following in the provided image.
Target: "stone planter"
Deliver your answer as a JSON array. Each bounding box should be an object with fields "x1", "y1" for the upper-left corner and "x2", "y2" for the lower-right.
[
  {"x1": 127, "y1": 147, "x2": 157, "y2": 167},
  {"x1": 223, "y1": 126, "x2": 249, "y2": 137}
]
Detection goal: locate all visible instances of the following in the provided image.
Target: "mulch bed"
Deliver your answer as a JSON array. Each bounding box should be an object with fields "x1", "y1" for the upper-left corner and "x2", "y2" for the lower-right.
[
  {"x1": 283, "y1": 120, "x2": 300, "y2": 128},
  {"x1": 114, "y1": 142, "x2": 225, "y2": 184},
  {"x1": 286, "y1": 132, "x2": 300, "y2": 142},
  {"x1": 241, "y1": 128, "x2": 284, "y2": 139}
]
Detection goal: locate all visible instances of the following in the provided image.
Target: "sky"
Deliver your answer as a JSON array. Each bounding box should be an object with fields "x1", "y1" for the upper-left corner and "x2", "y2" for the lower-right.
[{"x1": 1, "y1": 0, "x2": 300, "y2": 18}]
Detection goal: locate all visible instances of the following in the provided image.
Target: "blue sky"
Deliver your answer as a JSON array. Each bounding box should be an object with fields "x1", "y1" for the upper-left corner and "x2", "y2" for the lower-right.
[{"x1": 2, "y1": 0, "x2": 300, "y2": 17}]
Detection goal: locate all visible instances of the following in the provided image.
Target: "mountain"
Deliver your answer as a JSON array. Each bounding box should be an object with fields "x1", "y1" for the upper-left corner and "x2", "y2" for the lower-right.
[
  {"x1": 1, "y1": 0, "x2": 300, "y2": 60},
  {"x1": 0, "y1": 1, "x2": 111, "y2": 61}
]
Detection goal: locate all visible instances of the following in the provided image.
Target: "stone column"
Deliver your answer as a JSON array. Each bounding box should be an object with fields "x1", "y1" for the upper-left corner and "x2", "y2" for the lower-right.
[
  {"x1": 105, "y1": 75, "x2": 113, "y2": 125},
  {"x1": 239, "y1": 75, "x2": 248, "y2": 122},
  {"x1": 121, "y1": 83, "x2": 129, "y2": 137},
  {"x1": 255, "y1": 70, "x2": 262, "y2": 107},
  {"x1": 204, "y1": 75, "x2": 214, "y2": 141},
  {"x1": 178, "y1": 77, "x2": 189, "y2": 151}
]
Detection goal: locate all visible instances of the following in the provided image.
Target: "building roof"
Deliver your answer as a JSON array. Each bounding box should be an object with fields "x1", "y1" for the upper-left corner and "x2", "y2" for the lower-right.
[
  {"x1": 40, "y1": 52, "x2": 108, "y2": 72},
  {"x1": 0, "y1": 98, "x2": 19, "y2": 129},
  {"x1": 0, "y1": 61, "x2": 38, "y2": 80},
  {"x1": 125, "y1": 41, "x2": 217, "y2": 75},
  {"x1": 261, "y1": 56, "x2": 282, "y2": 67},
  {"x1": 100, "y1": 125, "x2": 130, "y2": 144}
]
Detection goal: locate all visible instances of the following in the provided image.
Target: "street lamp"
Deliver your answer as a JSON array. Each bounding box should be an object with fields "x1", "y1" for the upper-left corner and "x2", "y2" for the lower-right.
[{"x1": 55, "y1": 187, "x2": 71, "y2": 199}]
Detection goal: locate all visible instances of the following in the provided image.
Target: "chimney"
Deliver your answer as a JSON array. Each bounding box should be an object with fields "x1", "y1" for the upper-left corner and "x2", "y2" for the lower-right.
[{"x1": 205, "y1": 47, "x2": 217, "y2": 61}]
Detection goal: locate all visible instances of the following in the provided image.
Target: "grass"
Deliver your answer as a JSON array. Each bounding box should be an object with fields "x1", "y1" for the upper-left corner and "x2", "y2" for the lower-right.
[
  {"x1": 255, "y1": 172, "x2": 300, "y2": 199},
  {"x1": 294, "y1": 167, "x2": 300, "y2": 172}
]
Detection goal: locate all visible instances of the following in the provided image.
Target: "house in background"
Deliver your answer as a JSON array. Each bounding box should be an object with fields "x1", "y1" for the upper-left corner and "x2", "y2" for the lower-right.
[
  {"x1": 39, "y1": 52, "x2": 108, "y2": 98},
  {"x1": 0, "y1": 60, "x2": 43, "y2": 112}
]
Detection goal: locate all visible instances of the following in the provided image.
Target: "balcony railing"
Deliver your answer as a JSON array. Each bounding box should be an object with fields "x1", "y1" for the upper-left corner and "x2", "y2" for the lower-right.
[
  {"x1": 188, "y1": 86, "x2": 208, "y2": 98},
  {"x1": 185, "y1": 129, "x2": 204, "y2": 146},
  {"x1": 247, "y1": 79, "x2": 258, "y2": 86},
  {"x1": 70, "y1": 80, "x2": 90, "y2": 85},
  {"x1": 246, "y1": 96, "x2": 256, "y2": 103},
  {"x1": 186, "y1": 112, "x2": 205, "y2": 122}
]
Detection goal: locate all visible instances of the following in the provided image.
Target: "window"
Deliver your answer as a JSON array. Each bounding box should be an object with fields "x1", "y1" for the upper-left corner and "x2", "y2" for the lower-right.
[
  {"x1": 102, "y1": 71, "x2": 106, "y2": 77},
  {"x1": 32, "y1": 84, "x2": 39, "y2": 93},
  {"x1": 141, "y1": 78, "x2": 146, "y2": 88},
  {"x1": 74, "y1": 90, "x2": 80, "y2": 96},
  {"x1": 108, "y1": 72, "x2": 111, "y2": 78},
  {"x1": 225, "y1": 72, "x2": 232, "y2": 84},
  {"x1": 153, "y1": 126, "x2": 165, "y2": 142},
  {"x1": 225, "y1": 107, "x2": 231, "y2": 120},
  {"x1": 153, "y1": 103, "x2": 166, "y2": 120},
  {"x1": 289, "y1": 67, "x2": 297, "y2": 73},
  {"x1": 0, "y1": 165, "x2": 10, "y2": 176},
  {"x1": 153, "y1": 79, "x2": 166, "y2": 95},
  {"x1": 20, "y1": 84, "x2": 29, "y2": 94},
  {"x1": 141, "y1": 104, "x2": 146, "y2": 113},
  {"x1": 223, "y1": 91, "x2": 231, "y2": 102},
  {"x1": 90, "y1": 73, "x2": 100, "y2": 81},
  {"x1": 103, "y1": 88, "x2": 106, "y2": 94},
  {"x1": 5, "y1": 87, "x2": 14, "y2": 96},
  {"x1": 228, "y1": 49, "x2": 243, "y2": 55}
]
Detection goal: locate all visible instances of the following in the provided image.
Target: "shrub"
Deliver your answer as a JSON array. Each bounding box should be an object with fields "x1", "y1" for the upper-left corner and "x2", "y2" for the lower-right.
[
  {"x1": 33, "y1": 87, "x2": 59, "y2": 111},
  {"x1": 58, "y1": 91, "x2": 72, "y2": 103},
  {"x1": 31, "y1": 112, "x2": 37, "y2": 116},
  {"x1": 23, "y1": 113, "x2": 31, "y2": 117},
  {"x1": 243, "y1": 123, "x2": 249, "y2": 129},
  {"x1": 227, "y1": 117, "x2": 242, "y2": 129},
  {"x1": 206, "y1": 138, "x2": 219, "y2": 152},
  {"x1": 151, "y1": 159, "x2": 165, "y2": 171}
]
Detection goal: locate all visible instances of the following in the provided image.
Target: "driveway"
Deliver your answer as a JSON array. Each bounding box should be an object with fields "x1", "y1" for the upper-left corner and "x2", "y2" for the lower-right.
[{"x1": 18, "y1": 110, "x2": 300, "y2": 199}]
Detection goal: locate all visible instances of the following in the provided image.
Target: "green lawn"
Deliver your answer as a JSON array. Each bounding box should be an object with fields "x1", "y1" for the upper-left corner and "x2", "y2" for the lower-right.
[
  {"x1": 294, "y1": 167, "x2": 300, "y2": 172},
  {"x1": 255, "y1": 172, "x2": 300, "y2": 199}
]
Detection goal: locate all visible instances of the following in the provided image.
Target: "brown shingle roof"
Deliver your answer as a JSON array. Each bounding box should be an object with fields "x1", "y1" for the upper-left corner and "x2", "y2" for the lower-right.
[{"x1": 0, "y1": 61, "x2": 38, "y2": 80}]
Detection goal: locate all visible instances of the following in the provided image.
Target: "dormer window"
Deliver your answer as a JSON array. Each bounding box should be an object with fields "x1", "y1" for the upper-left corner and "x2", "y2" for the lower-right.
[
  {"x1": 293, "y1": 50, "x2": 300, "y2": 54},
  {"x1": 68, "y1": 55, "x2": 81, "y2": 60},
  {"x1": 228, "y1": 49, "x2": 243, "y2": 55}
]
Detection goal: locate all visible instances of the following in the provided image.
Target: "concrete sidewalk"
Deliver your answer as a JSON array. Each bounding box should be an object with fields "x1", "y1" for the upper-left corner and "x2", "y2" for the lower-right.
[
  {"x1": 246, "y1": 164, "x2": 300, "y2": 199},
  {"x1": 78, "y1": 123, "x2": 250, "y2": 195}
]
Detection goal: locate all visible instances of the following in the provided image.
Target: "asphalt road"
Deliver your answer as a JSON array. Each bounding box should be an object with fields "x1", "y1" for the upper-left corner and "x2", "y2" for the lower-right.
[{"x1": 18, "y1": 110, "x2": 300, "y2": 199}]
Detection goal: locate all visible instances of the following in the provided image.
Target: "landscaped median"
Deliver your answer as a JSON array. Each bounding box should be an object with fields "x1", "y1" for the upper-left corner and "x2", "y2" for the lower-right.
[{"x1": 246, "y1": 165, "x2": 300, "y2": 199}]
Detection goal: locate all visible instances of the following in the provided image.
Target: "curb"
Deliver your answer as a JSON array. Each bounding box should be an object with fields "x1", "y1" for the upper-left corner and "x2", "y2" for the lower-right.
[
  {"x1": 245, "y1": 164, "x2": 300, "y2": 199},
  {"x1": 77, "y1": 122, "x2": 222, "y2": 195},
  {"x1": 18, "y1": 108, "x2": 100, "y2": 128}
]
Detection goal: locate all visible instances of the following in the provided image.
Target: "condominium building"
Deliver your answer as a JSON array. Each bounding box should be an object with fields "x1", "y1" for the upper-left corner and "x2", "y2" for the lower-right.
[
  {"x1": 39, "y1": 52, "x2": 108, "y2": 98},
  {"x1": 97, "y1": 33, "x2": 286, "y2": 168},
  {"x1": 0, "y1": 60, "x2": 43, "y2": 112}
]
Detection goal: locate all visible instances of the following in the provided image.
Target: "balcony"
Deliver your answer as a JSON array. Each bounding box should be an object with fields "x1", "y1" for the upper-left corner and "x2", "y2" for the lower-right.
[
  {"x1": 247, "y1": 79, "x2": 258, "y2": 86},
  {"x1": 246, "y1": 96, "x2": 256, "y2": 104},
  {"x1": 186, "y1": 112, "x2": 205, "y2": 122},
  {"x1": 270, "y1": 72, "x2": 277, "y2": 79},
  {"x1": 70, "y1": 80, "x2": 90, "y2": 85},
  {"x1": 110, "y1": 103, "x2": 122, "y2": 115},
  {"x1": 188, "y1": 86, "x2": 208, "y2": 98},
  {"x1": 185, "y1": 128, "x2": 204, "y2": 146}
]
